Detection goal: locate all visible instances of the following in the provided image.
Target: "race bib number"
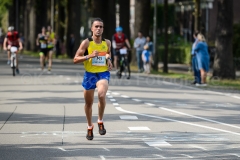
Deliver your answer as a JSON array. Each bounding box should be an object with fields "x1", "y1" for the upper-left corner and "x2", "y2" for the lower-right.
[
  {"x1": 92, "y1": 52, "x2": 107, "y2": 66},
  {"x1": 120, "y1": 48, "x2": 127, "y2": 55},
  {"x1": 41, "y1": 43, "x2": 47, "y2": 48}
]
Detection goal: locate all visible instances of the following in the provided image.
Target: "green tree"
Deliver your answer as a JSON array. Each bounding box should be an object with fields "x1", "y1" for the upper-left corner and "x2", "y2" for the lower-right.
[
  {"x1": 134, "y1": 0, "x2": 150, "y2": 37},
  {"x1": 213, "y1": 0, "x2": 235, "y2": 79},
  {"x1": 163, "y1": 0, "x2": 169, "y2": 73}
]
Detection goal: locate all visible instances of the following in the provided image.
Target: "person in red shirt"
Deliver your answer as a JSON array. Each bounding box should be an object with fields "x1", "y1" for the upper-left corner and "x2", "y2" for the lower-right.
[
  {"x1": 112, "y1": 26, "x2": 131, "y2": 71},
  {"x1": 3, "y1": 26, "x2": 23, "y2": 73}
]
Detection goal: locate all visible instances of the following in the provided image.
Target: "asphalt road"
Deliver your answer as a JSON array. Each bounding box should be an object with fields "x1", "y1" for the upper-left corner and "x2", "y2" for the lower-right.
[{"x1": 1, "y1": 52, "x2": 240, "y2": 160}]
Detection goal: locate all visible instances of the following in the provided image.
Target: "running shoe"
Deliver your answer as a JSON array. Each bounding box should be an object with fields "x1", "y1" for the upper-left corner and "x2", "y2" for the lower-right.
[
  {"x1": 7, "y1": 60, "x2": 10, "y2": 65},
  {"x1": 48, "y1": 67, "x2": 51, "y2": 71},
  {"x1": 86, "y1": 125, "x2": 94, "y2": 140},
  {"x1": 98, "y1": 122, "x2": 106, "y2": 135}
]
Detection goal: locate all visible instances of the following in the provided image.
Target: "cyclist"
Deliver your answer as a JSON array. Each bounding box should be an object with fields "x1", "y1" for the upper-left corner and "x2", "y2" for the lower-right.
[
  {"x1": 46, "y1": 26, "x2": 55, "y2": 71},
  {"x1": 3, "y1": 26, "x2": 23, "y2": 74},
  {"x1": 112, "y1": 26, "x2": 131, "y2": 77},
  {"x1": 36, "y1": 26, "x2": 48, "y2": 71}
]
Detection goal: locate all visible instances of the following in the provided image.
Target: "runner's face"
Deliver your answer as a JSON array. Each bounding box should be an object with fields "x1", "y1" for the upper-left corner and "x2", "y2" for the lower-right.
[{"x1": 91, "y1": 21, "x2": 104, "y2": 37}]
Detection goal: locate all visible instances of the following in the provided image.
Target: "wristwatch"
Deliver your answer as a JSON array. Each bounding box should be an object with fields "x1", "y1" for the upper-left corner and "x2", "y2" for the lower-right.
[{"x1": 85, "y1": 55, "x2": 89, "y2": 60}]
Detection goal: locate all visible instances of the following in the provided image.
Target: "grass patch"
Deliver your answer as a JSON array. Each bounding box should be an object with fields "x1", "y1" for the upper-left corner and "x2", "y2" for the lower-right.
[{"x1": 130, "y1": 64, "x2": 240, "y2": 90}]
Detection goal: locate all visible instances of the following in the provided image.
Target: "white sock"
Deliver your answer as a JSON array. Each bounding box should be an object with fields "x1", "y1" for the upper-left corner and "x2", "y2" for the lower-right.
[
  {"x1": 98, "y1": 119, "x2": 103, "y2": 123},
  {"x1": 88, "y1": 125, "x2": 93, "y2": 129}
]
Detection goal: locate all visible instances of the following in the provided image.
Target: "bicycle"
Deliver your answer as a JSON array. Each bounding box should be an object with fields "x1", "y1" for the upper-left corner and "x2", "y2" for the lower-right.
[
  {"x1": 10, "y1": 46, "x2": 18, "y2": 76},
  {"x1": 116, "y1": 48, "x2": 130, "y2": 79}
]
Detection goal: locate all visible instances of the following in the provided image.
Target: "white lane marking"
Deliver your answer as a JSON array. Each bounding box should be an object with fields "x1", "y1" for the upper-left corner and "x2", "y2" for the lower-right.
[
  {"x1": 159, "y1": 107, "x2": 240, "y2": 129},
  {"x1": 132, "y1": 99, "x2": 142, "y2": 102},
  {"x1": 115, "y1": 107, "x2": 240, "y2": 136},
  {"x1": 110, "y1": 99, "x2": 116, "y2": 102},
  {"x1": 154, "y1": 147, "x2": 162, "y2": 151},
  {"x1": 145, "y1": 103, "x2": 155, "y2": 106},
  {"x1": 108, "y1": 96, "x2": 113, "y2": 98},
  {"x1": 232, "y1": 96, "x2": 240, "y2": 99},
  {"x1": 145, "y1": 140, "x2": 171, "y2": 147},
  {"x1": 99, "y1": 155, "x2": 106, "y2": 160},
  {"x1": 66, "y1": 78, "x2": 71, "y2": 80},
  {"x1": 227, "y1": 153, "x2": 240, "y2": 157},
  {"x1": 58, "y1": 147, "x2": 66, "y2": 151},
  {"x1": 112, "y1": 103, "x2": 119, "y2": 106},
  {"x1": 74, "y1": 80, "x2": 79, "y2": 83},
  {"x1": 103, "y1": 147, "x2": 110, "y2": 151},
  {"x1": 106, "y1": 93, "x2": 110, "y2": 96},
  {"x1": 181, "y1": 154, "x2": 193, "y2": 158},
  {"x1": 128, "y1": 127, "x2": 150, "y2": 131},
  {"x1": 152, "y1": 154, "x2": 166, "y2": 159},
  {"x1": 120, "y1": 115, "x2": 138, "y2": 120},
  {"x1": 190, "y1": 145, "x2": 207, "y2": 151},
  {"x1": 112, "y1": 92, "x2": 119, "y2": 95},
  {"x1": 121, "y1": 95, "x2": 130, "y2": 98}
]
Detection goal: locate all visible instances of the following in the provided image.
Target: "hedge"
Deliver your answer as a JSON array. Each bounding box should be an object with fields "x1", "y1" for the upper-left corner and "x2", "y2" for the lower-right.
[{"x1": 157, "y1": 45, "x2": 192, "y2": 64}]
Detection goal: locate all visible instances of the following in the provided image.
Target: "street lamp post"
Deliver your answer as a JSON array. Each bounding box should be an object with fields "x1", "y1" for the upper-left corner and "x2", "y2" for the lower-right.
[{"x1": 153, "y1": 0, "x2": 158, "y2": 70}]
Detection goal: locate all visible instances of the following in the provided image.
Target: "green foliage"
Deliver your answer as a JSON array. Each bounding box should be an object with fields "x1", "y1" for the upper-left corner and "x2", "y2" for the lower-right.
[
  {"x1": 0, "y1": 0, "x2": 12, "y2": 27},
  {"x1": 157, "y1": 44, "x2": 192, "y2": 64},
  {"x1": 233, "y1": 23, "x2": 240, "y2": 58}
]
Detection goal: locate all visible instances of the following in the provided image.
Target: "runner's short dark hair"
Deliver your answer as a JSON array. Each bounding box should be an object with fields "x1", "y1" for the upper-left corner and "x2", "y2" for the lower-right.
[{"x1": 91, "y1": 18, "x2": 104, "y2": 27}]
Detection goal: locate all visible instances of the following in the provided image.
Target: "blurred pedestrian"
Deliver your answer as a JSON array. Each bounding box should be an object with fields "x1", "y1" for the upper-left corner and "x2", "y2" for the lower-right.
[
  {"x1": 19, "y1": 33, "x2": 24, "y2": 58},
  {"x1": 193, "y1": 33, "x2": 210, "y2": 86},
  {"x1": 68, "y1": 34, "x2": 75, "y2": 58},
  {"x1": 0, "y1": 33, "x2": 5, "y2": 52},
  {"x1": 142, "y1": 45, "x2": 151, "y2": 74},
  {"x1": 46, "y1": 25, "x2": 55, "y2": 71},
  {"x1": 191, "y1": 31, "x2": 201, "y2": 84},
  {"x1": 134, "y1": 31, "x2": 146, "y2": 72}
]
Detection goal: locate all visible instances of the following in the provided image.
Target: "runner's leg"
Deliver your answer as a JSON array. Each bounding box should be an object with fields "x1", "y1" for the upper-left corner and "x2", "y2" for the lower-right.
[
  {"x1": 96, "y1": 79, "x2": 108, "y2": 121},
  {"x1": 83, "y1": 89, "x2": 95, "y2": 127}
]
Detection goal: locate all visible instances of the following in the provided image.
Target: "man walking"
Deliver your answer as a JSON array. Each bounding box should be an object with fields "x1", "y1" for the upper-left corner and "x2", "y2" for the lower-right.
[{"x1": 73, "y1": 18, "x2": 112, "y2": 140}]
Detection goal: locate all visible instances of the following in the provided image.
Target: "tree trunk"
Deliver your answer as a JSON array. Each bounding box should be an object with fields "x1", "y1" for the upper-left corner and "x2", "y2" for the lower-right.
[
  {"x1": 28, "y1": 0, "x2": 36, "y2": 51},
  {"x1": 194, "y1": 0, "x2": 201, "y2": 32},
  {"x1": 134, "y1": 0, "x2": 150, "y2": 37},
  {"x1": 67, "y1": 0, "x2": 81, "y2": 58},
  {"x1": 213, "y1": 0, "x2": 235, "y2": 79},
  {"x1": 163, "y1": 0, "x2": 168, "y2": 73},
  {"x1": 119, "y1": 0, "x2": 130, "y2": 39},
  {"x1": 56, "y1": 0, "x2": 66, "y2": 42}
]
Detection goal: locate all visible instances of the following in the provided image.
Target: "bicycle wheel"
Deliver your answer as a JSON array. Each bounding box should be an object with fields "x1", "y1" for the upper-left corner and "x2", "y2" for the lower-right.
[
  {"x1": 12, "y1": 58, "x2": 15, "y2": 76},
  {"x1": 123, "y1": 58, "x2": 130, "y2": 79}
]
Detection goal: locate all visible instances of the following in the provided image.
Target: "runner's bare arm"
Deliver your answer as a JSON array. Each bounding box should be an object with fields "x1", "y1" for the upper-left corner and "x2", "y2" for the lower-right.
[
  {"x1": 73, "y1": 39, "x2": 89, "y2": 64},
  {"x1": 105, "y1": 39, "x2": 113, "y2": 70},
  {"x1": 105, "y1": 39, "x2": 111, "y2": 59},
  {"x1": 36, "y1": 34, "x2": 39, "y2": 46}
]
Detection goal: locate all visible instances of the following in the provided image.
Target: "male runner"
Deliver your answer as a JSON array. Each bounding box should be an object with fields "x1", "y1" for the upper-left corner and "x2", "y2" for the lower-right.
[{"x1": 73, "y1": 18, "x2": 112, "y2": 140}]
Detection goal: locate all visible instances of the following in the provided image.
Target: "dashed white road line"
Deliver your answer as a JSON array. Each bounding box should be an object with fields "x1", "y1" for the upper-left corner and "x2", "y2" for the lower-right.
[
  {"x1": 99, "y1": 155, "x2": 106, "y2": 160},
  {"x1": 112, "y1": 103, "x2": 119, "y2": 106},
  {"x1": 180, "y1": 154, "x2": 193, "y2": 158},
  {"x1": 115, "y1": 107, "x2": 240, "y2": 136},
  {"x1": 132, "y1": 99, "x2": 142, "y2": 102},
  {"x1": 154, "y1": 146, "x2": 162, "y2": 151},
  {"x1": 159, "y1": 107, "x2": 240, "y2": 129},
  {"x1": 103, "y1": 147, "x2": 110, "y2": 151},
  {"x1": 121, "y1": 95, "x2": 130, "y2": 98},
  {"x1": 189, "y1": 145, "x2": 207, "y2": 151},
  {"x1": 144, "y1": 103, "x2": 155, "y2": 106},
  {"x1": 110, "y1": 99, "x2": 116, "y2": 102}
]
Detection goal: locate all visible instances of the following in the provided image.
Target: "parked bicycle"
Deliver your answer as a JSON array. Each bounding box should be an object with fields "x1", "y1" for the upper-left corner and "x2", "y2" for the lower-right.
[
  {"x1": 116, "y1": 48, "x2": 130, "y2": 79},
  {"x1": 10, "y1": 46, "x2": 18, "y2": 76}
]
